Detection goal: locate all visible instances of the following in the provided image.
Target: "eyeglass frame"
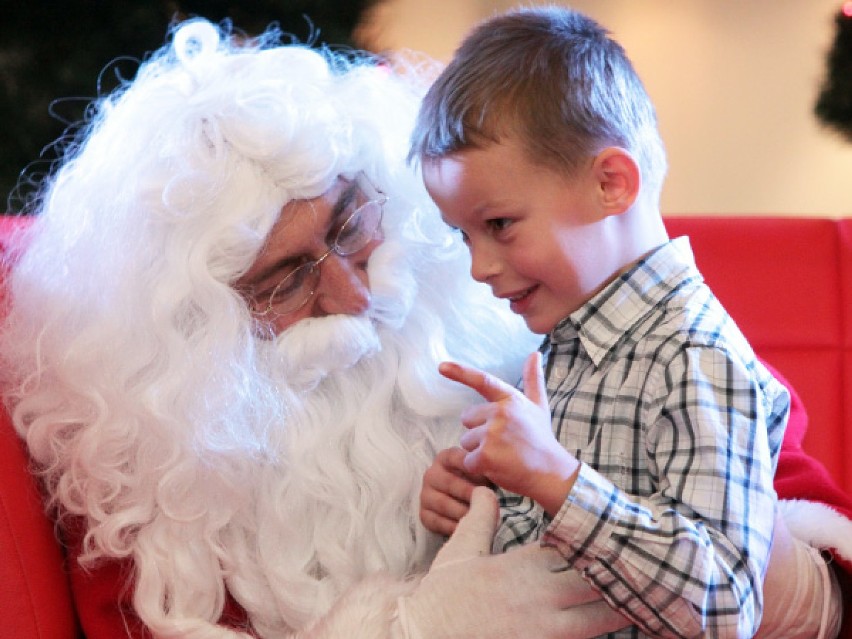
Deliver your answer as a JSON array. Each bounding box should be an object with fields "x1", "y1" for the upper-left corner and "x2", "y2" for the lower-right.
[{"x1": 247, "y1": 173, "x2": 388, "y2": 319}]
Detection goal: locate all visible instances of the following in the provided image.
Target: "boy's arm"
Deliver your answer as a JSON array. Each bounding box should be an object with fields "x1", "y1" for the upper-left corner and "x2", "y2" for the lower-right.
[{"x1": 542, "y1": 346, "x2": 780, "y2": 639}]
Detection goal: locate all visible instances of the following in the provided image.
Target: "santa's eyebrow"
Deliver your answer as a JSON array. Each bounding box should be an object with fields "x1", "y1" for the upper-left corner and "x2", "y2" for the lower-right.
[{"x1": 326, "y1": 179, "x2": 359, "y2": 238}]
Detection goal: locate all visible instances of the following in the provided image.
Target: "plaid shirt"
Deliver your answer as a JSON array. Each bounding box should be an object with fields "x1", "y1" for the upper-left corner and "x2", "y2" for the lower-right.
[{"x1": 493, "y1": 238, "x2": 789, "y2": 639}]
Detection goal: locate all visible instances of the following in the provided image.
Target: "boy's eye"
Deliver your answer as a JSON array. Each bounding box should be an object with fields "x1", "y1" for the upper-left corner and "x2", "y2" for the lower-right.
[
  {"x1": 447, "y1": 225, "x2": 470, "y2": 244},
  {"x1": 486, "y1": 218, "x2": 513, "y2": 234}
]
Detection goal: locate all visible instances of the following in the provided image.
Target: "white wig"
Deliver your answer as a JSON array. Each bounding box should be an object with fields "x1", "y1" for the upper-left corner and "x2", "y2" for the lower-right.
[{"x1": 1, "y1": 19, "x2": 537, "y2": 639}]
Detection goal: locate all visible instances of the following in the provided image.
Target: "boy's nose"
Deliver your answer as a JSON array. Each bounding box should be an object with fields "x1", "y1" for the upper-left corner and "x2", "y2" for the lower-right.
[{"x1": 469, "y1": 243, "x2": 501, "y2": 283}]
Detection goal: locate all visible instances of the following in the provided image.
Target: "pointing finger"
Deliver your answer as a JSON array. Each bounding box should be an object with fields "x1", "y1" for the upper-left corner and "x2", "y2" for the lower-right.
[{"x1": 439, "y1": 361, "x2": 518, "y2": 402}]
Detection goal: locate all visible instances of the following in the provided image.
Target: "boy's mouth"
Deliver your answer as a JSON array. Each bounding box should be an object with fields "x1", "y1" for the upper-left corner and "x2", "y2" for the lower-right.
[
  {"x1": 505, "y1": 285, "x2": 537, "y2": 313},
  {"x1": 507, "y1": 286, "x2": 535, "y2": 302}
]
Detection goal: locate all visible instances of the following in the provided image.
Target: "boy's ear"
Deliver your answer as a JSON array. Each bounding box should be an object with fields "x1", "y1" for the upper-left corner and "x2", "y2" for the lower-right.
[{"x1": 592, "y1": 147, "x2": 641, "y2": 216}]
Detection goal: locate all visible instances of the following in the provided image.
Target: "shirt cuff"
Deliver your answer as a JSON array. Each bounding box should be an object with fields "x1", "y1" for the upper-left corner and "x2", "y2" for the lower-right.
[{"x1": 542, "y1": 462, "x2": 624, "y2": 568}]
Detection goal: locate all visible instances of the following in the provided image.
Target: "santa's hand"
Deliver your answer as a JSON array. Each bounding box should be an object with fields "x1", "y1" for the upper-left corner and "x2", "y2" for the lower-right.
[
  {"x1": 420, "y1": 447, "x2": 490, "y2": 536},
  {"x1": 754, "y1": 510, "x2": 842, "y2": 639},
  {"x1": 395, "y1": 487, "x2": 630, "y2": 639},
  {"x1": 439, "y1": 352, "x2": 579, "y2": 515}
]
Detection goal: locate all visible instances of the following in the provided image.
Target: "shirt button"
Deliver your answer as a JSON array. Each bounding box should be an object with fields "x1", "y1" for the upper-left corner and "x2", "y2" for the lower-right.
[{"x1": 553, "y1": 365, "x2": 568, "y2": 379}]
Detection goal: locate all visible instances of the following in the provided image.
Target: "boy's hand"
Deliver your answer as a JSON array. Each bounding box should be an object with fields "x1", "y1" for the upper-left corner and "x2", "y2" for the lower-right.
[
  {"x1": 420, "y1": 447, "x2": 490, "y2": 536},
  {"x1": 439, "y1": 352, "x2": 580, "y2": 515}
]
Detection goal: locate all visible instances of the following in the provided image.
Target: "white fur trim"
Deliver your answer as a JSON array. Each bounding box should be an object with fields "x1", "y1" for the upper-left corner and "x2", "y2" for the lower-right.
[{"x1": 778, "y1": 499, "x2": 852, "y2": 564}]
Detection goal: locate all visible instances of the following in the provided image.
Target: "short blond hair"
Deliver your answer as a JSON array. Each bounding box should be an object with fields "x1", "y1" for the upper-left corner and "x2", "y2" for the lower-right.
[{"x1": 410, "y1": 5, "x2": 667, "y2": 202}]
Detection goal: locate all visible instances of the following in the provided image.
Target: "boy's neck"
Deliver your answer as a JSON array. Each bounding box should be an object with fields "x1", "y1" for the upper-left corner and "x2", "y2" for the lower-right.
[{"x1": 600, "y1": 202, "x2": 670, "y2": 290}]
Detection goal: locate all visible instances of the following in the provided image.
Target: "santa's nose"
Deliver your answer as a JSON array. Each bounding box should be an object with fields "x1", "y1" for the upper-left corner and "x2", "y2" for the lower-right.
[{"x1": 311, "y1": 239, "x2": 379, "y2": 317}]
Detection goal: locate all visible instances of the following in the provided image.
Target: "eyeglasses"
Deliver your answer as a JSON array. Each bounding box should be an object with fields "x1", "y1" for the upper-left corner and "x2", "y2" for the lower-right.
[{"x1": 249, "y1": 173, "x2": 387, "y2": 319}]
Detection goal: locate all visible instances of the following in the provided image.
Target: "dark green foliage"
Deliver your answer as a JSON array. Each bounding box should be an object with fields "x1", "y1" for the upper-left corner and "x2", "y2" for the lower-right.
[
  {"x1": 0, "y1": 0, "x2": 381, "y2": 210},
  {"x1": 815, "y1": 7, "x2": 852, "y2": 143}
]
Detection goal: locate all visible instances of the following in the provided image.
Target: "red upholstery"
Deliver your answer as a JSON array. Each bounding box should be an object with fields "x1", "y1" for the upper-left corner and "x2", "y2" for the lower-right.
[
  {"x1": 0, "y1": 411, "x2": 79, "y2": 637},
  {"x1": 0, "y1": 216, "x2": 81, "y2": 637},
  {"x1": 0, "y1": 215, "x2": 850, "y2": 637}
]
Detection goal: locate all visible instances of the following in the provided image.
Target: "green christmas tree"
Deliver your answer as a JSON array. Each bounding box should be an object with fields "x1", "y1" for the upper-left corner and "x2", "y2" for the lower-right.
[
  {"x1": 815, "y1": 4, "x2": 852, "y2": 142},
  {"x1": 0, "y1": 0, "x2": 382, "y2": 210}
]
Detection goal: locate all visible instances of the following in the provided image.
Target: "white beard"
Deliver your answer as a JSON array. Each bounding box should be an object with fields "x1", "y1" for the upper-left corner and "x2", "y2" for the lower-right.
[
  {"x1": 262, "y1": 314, "x2": 382, "y2": 392},
  {"x1": 18, "y1": 236, "x2": 532, "y2": 639},
  {"x1": 133, "y1": 245, "x2": 465, "y2": 635},
  {"x1": 224, "y1": 338, "x2": 453, "y2": 635}
]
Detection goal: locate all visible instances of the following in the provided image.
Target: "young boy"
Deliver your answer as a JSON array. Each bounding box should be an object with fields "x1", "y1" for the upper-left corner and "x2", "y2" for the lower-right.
[{"x1": 409, "y1": 6, "x2": 820, "y2": 638}]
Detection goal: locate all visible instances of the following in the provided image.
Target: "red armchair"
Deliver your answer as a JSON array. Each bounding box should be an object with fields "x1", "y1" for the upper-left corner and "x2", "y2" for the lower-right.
[{"x1": 1, "y1": 215, "x2": 850, "y2": 637}]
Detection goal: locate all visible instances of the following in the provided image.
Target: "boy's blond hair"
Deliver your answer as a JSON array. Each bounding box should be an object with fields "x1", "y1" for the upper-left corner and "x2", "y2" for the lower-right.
[{"x1": 410, "y1": 5, "x2": 667, "y2": 204}]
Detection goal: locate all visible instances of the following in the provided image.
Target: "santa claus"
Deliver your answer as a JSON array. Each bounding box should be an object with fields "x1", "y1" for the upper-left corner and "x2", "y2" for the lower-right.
[{"x1": 0, "y1": 18, "x2": 849, "y2": 639}]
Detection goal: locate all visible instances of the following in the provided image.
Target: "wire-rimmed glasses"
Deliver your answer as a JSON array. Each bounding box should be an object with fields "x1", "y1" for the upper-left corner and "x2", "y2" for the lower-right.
[{"x1": 248, "y1": 173, "x2": 387, "y2": 319}]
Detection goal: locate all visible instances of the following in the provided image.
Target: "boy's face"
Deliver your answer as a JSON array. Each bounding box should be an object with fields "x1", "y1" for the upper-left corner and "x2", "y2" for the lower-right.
[{"x1": 422, "y1": 138, "x2": 616, "y2": 334}]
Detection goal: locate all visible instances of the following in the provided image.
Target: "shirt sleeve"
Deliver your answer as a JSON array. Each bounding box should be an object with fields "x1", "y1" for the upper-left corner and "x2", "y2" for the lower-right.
[
  {"x1": 490, "y1": 489, "x2": 548, "y2": 553},
  {"x1": 542, "y1": 346, "x2": 785, "y2": 639}
]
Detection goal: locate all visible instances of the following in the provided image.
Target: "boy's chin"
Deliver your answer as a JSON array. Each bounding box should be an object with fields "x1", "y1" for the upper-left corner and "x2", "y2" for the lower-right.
[{"x1": 521, "y1": 314, "x2": 557, "y2": 335}]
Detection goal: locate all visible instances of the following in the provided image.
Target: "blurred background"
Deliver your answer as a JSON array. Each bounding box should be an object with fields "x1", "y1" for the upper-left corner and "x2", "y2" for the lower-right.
[{"x1": 1, "y1": 0, "x2": 850, "y2": 215}]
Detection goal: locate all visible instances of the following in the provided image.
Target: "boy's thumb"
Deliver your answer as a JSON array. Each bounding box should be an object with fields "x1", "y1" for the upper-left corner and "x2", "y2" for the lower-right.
[
  {"x1": 430, "y1": 486, "x2": 498, "y2": 569},
  {"x1": 523, "y1": 351, "x2": 548, "y2": 409}
]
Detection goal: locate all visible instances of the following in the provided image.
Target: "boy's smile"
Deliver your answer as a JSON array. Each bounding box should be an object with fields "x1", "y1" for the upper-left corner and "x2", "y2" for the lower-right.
[{"x1": 422, "y1": 137, "x2": 622, "y2": 335}]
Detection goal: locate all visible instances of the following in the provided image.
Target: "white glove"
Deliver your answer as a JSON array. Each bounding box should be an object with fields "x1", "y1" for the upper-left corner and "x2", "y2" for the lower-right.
[
  {"x1": 755, "y1": 511, "x2": 842, "y2": 639},
  {"x1": 394, "y1": 487, "x2": 630, "y2": 639}
]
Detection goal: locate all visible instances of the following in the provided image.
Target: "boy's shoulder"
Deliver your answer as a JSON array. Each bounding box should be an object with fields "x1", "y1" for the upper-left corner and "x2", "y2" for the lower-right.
[
  {"x1": 578, "y1": 238, "x2": 763, "y2": 375},
  {"x1": 633, "y1": 237, "x2": 747, "y2": 354},
  {"x1": 608, "y1": 261, "x2": 762, "y2": 380},
  {"x1": 646, "y1": 277, "x2": 749, "y2": 355},
  {"x1": 626, "y1": 283, "x2": 788, "y2": 409}
]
